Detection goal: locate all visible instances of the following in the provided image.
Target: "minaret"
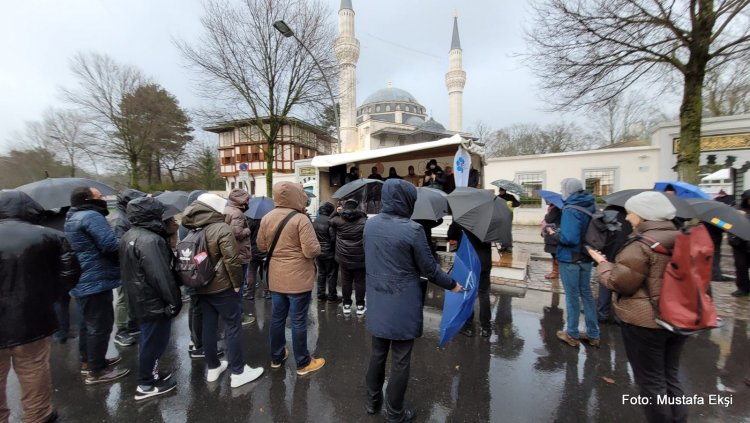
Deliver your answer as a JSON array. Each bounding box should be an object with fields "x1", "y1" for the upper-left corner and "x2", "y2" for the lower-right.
[
  {"x1": 335, "y1": 0, "x2": 360, "y2": 152},
  {"x1": 445, "y1": 14, "x2": 466, "y2": 133}
]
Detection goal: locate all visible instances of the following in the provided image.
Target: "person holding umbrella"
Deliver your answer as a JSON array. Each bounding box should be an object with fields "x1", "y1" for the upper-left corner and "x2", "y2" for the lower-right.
[
  {"x1": 312, "y1": 202, "x2": 339, "y2": 302},
  {"x1": 542, "y1": 202, "x2": 562, "y2": 280},
  {"x1": 364, "y1": 179, "x2": 462, "y2": 421},
  {"x1": 448, "y1": 222, "x2": 492, "y2": 338},
  {"x1": 550, "y1": 178, "x2": 600, "y2": 348},
  {"x1": 729, "y1": 190, "x2": 750, "y2": 297}
]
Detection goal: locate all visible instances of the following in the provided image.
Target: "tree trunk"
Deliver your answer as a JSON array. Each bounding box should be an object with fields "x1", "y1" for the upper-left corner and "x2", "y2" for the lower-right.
[
  {"x1": 677, "y1": 72, "x2": 704, "y2": 184},
  {"x1": 156, "y1": 152, "x2": 163, "y2": 184},
  {"x1": 130, "y1": 155, "x2": 141, "y2": 189},
  {"x1": 265, "y1": 140, "x2": 274, "y2": 196}
]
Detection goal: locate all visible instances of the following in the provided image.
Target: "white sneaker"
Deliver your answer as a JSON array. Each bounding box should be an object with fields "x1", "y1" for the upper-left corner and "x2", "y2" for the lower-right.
[
  {"x1": 206, "y1": 360, "x2": 228, "y2": 382},
  {"x1": 343, "y1": 304, "x2": 352, "y2": 315},
  {"x1": 230, "y1": 365, "x2": 264, "y2": 388},
  {"x1": 356, "y1": 305, "x2": 366, "y2": 316}
]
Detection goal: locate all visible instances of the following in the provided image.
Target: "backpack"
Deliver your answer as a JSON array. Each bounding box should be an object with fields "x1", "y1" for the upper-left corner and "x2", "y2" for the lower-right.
[
  {"x1": 563, "y1": 205, "x2": 622, "y2": 252},
  {"x1": 174, "y1": 227, "x2": 221, "y2": 288},
  {"x1": 636, "y1": 224, "x2": 718, "y2": 334}
]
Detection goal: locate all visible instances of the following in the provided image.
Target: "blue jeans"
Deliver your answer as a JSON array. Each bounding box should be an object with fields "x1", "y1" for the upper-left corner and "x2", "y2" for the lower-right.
[
  {"x1": 270, "y1": 292, "x2": 311, "y2": 369},
  {"x1": 201, "y1": 290, "x2": 244, "y2": 374},
  {"x1": 559, "y1": 262, "x2": 599, "y2": 340}
]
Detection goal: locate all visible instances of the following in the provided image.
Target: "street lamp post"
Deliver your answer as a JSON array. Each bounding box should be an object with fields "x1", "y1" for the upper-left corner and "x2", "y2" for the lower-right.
[{"x1": 273, "y1": 20, "x2": 341, "y2": 154}]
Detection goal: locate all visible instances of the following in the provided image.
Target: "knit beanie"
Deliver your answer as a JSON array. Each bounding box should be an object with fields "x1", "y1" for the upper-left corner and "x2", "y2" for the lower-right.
[
  {"x1": 560, "y1": 178, "x2": 584, "y2": 200},
  {"x1": 624, "y1": 191, "x2": 676, "y2": 221}
]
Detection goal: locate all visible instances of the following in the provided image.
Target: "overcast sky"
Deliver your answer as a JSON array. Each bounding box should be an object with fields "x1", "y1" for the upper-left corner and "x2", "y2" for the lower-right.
[{"x1": 0, "y1": 0, "x2": 654, "y2": 153}]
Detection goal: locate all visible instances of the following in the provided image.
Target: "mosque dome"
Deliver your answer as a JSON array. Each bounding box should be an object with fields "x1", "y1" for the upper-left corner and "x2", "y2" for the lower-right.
[
  {"x1": 362, "y1": 87, "x2": 419, "y2": 105},
  {"x1": 416, "y1": 117, "x2": 446, "y2": 133},
  {"x1": 405, "y1": 115, "x2": 425, "y2": 126}
]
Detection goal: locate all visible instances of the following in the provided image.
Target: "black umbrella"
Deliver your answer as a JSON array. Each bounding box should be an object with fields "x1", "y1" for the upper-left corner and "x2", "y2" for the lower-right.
[
  {"x1": 155, "y1": 191, "x2": 189, "y2": 212},
  {"x1": 447, "y1": 187, "x2": 513, "y2": 244},
  {"x1": 15, "y1": 177, "x2": 117, "y2": 210},
  {"x1": 603, "y1": 189, "x2": 696, "y2": 219},
  {"x1": 245, "y1": 196, "x2": 275, "y2": 219},
  {"x1": 685, "y1": 199, "x2": 750, "y2": 240},
  {"x1": 412, "y1": 187, "x2": 449, "y2": 221},
  {"x1": 331, "y1": 179, "x2": 384, "y2": 200}
]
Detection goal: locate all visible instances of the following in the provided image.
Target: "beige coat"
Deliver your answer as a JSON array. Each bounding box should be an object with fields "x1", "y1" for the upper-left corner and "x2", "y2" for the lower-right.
[
  {"x1": 596, "y1": 220, "x2": 677, "y2": 329},
  {"x1": 224, "y1": 189, "x2": 252, "y2": 264},
  {"x1": 257, "y1": 182, "x2": 320, "y2": 294}
]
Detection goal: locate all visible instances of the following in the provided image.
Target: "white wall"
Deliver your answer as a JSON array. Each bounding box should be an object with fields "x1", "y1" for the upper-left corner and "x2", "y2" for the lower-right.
[{"x1": 483, "y1": 146, "x2": 660, "y2": 225}]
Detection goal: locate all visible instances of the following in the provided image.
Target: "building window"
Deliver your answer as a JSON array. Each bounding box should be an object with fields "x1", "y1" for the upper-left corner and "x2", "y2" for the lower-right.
[
  {"x1": 230, "y1": 182, "x2": 236, "y2": 190},
  {"x1": 406, "y1": 106, "x2": 411, "y2": 112},
  {"x1": 515, "y1": 172, "x2": 544, "y2": 208},
  {"x1": 396, "y1": 104, "x2": 401, "y2": 111},
  {"x1": 584, "y1": 168, "x2": 617, "y2": 197},
  {"x1": 375, "y1": 105, "x2": 381, "y2": 112},
  {"x1": 385, "y1": 104, "x2": 391, "y2": 112}
]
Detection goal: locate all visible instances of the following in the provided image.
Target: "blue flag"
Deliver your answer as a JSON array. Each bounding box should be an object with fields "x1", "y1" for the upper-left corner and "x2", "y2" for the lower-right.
[{"x1": 439, "y1": 232, "x2": 482, "y2": 346}]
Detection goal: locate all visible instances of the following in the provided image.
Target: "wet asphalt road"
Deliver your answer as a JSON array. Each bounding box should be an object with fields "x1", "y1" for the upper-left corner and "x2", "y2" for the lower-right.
[{"x1": 4, "y1": 287, "x2": 750, "y2": 422}]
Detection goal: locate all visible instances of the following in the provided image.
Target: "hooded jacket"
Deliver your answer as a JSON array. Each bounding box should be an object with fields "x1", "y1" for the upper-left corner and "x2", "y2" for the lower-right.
[
  {"x1": 65, "y1": 203, "x2": 121, "y2": 298},
  {"x1": 257, "y1": 182, "x2": 321, "y2": 294},
  {"x1": 181, "y1": 200, "x2": 243, "y2": 295},
  {"x1": 0, "y1": 191, "x2": 81, "y2": 348},
  {"x1": 312, "y1": 202, "x2": 336, "y2": 260},
  {"x1": 224, "y1": 189, "x2": 252, "y2": 264},
  {"x1": 330, "y1": 206, "x2": 368, "y2": 269},
  {"x1": 556, "y1": 190, "x2": 596, "y2": 263},
  {"x1": 178, "y1": 190, "x2": 207, "y2": 241},
  {"x1": 119, "y1": 197, "x2": 182, "y2": 321},
  {"x1": 107, "y1": 189, "x2": 146, "y2": 239},
  {"x1": 365, "y1": 179, "x2": 456, "y2": 340},
  {"x1": 597, "y1": 220, "x2": 678, "y2": 328}
]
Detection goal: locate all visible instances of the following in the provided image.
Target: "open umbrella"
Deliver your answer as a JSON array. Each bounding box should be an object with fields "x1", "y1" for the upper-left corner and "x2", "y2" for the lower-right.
[
  {"x1": 412, "y1": 187, "x2": 449, "y2": 221},
  {"x1": 536, "y1": 189, "x2": 563, "y2": 209},
  {"x1": 490, "y1": 179, "x2": 525, "y2": 197},
  {"x1": 439, "y1": 232, "x2": 481, "y2": 346},
  {"x1": 686, "y1": 199, "x2": 750, "y2": 240},
  {"x1": 447, "y1": 187, "x2": 512, "y2": 244},
  {"x1": 603, "y1": 189, "x2": 696, "y2": 219},
  {"x1": 331, "y1": 178, "x2": 384, "y2": 200},
  {"x1": 15, "y1": 177, "x2": 117, "y2": 210},
  {"x1": 155, "y1": 191, "x2": 188, "y2": 211},
  {"x1": 654, "y1": 181, "x2": 710, "y2": 200},
  {"x1": 245, "y1": 196, "x2": 275, "y2": 219}
]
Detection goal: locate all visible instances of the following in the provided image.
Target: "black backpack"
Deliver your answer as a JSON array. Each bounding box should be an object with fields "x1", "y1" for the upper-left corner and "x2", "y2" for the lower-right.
[
  {"x1": 175, "y1": 227, "x2": 221, "y2": 288},
  {"x1": 564, "y1": 205, "x2": 622, "y2": 252}
]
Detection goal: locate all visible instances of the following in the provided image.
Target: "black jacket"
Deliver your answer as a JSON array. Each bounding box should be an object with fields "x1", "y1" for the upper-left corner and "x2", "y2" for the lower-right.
[
  {"x1": 313, "y1": 202, "x2": 336, "y2": 260},
  {"x1": 0, "y1": 191, "x2": 80, "y2": 348},
  {"x1": 447, "y1": 222, "x2": 492, "y2": 271},
  {"x1": 119, "y1": 197, "x2": 182, "y2": 322},
  {"x1": 107, "y1": 189, "x2": 146, "y2": 239},
  {"x1": 543, "y1": 205, "x2": 562, "y2": 254},
  {"x1": 330, "y1": 208, "x2": 367, "y2": 269},
  {"x1": 248, "y1": 217, "x2": 266, "y2": 263}
]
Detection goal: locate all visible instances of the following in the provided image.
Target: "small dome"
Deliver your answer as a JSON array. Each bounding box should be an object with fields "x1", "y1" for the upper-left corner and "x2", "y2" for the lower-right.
[
  {"x1": 362, "y1": 87, "x2": 420, "y2": 106},
  {"x1": 416, "y1": 117, "x2": 446, "y2": 133},
  {"x1": 405, "y1": 116, "x2": 425, "y2": 126}
]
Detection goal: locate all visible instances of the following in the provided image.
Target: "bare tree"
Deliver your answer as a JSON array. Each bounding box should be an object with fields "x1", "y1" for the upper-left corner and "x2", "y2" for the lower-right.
[
  {"x1": 177, "y1": 0, "x2": 336, "y2": 194},
  {"x1": 704, "y1": 59, "x2": 750, "y2": 116},
  {"x1": 470, "y1": 120, "x2": 494, "y2": 145},
  {"x1": 526, "y1": 0, "x2": 750, "y2": 183},
  {"x1": 589, "y1": 92, "x2": 665, "y2": 145},
  {"x1": 486, "y1": 122, "x2": 592, "y2": 157}
]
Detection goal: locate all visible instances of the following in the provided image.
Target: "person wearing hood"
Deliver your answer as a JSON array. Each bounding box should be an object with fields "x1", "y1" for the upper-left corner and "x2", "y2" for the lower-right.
[
  {"x1": 330, "y1": 199, "x2": 368, "y2": 315},
  {"x1": 729, "y1": 189, "x2": 750, "y2": 297},
  {"x1": 246, "y1": 213, "x2": 271, "y2": 301},
  {"x1": 551, "y1": 178, "x2": 600, "y2": 348},
  {"x1": 119, "y1": 197, "x2": 182, "y2": 400},
  {"x1": 40, "y1": 207, "x2": 74, "y2": 344},
  {"x1": 108, "y1": 188, "x2": 146, "y2": 348},
  {"x1": 364, "y1": 179, "x2": 462, "y2": 422},
  {"x1": 313, "y1": 202, "x2": 339, "y2": 302},
  {"x1": 0, "y1": 191, "x2": 80, "y2": 423},
  {"x1": 223, "y1": 189, "x2": 256, "y2": 326},
  {"x1": 404, "y1": 165, "x2": 420, "y2": 187},
  {"x1": 257, "y1": 182, "x2": 324, "y2": 376},
  {"x1": 181, "y1": 193, "x2": 264, "y2": 388},
  {"x1": 597, "y1": 205, "x2": 633, "y2": 324},
  {"x1": 589, "y1": 192, "x2": 686, "y2": 423},
  {"x1": 65, "y1": 186, "x2": 129, "y2": 385},
  {"x1": 386, "y1": 167, "x2": 403, "y2": 181},
  {"x1": 423, "y1": 159, "x2": 445, "y2": 191}
]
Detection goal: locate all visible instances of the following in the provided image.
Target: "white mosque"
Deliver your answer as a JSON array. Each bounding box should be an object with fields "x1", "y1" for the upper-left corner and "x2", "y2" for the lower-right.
[{"x1": 335, "y1": 0, "x2": 471, "y2": 153}]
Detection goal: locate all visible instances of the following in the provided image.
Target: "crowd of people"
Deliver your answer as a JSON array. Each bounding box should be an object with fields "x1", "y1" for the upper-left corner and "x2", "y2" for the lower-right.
[{"x1": 2, "y1": 164, "x2": 747, "y2": 422}]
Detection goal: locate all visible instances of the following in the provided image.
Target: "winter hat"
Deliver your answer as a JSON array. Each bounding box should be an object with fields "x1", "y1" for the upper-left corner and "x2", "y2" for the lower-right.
[
  {"x1": 196, "y1": 193, "x2": 227, "y2": 214},
  {"x1": 343, "y1": 199, "x2": 359, "y2": 210},
  {"x1": 624, "y1": 192, "x2": 676, "y2": 221},
  {"x1": 428, "y1": 159, "x2": 438, "y2": 167},
  {"x1": 560, "y1": 178, "x2": 584, "y2": 200}
]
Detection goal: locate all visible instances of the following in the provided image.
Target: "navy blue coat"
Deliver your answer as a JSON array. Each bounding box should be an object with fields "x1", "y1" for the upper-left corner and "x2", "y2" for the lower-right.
[
  {"x1": 556, "y1": 191, "x2": 596, "y2": 264},
  {"x1": 365, "y1": 179, "x2": 456, "y2": 340},
  {"x1": 65, "y1": 208, "x2": 121, "y2": 297}
]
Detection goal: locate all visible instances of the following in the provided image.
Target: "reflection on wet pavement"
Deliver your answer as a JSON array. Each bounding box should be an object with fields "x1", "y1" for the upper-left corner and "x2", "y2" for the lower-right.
[{"x1": 3, "y1": 287, "x2": 749, "y2": 422}]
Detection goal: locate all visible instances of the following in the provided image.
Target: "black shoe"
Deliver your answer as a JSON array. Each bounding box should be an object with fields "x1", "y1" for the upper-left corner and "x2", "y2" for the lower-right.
[
  {"x1": 114, "y1": 332, "x2": 136, "y2": 347},
  {"x1": 153, "y1": 369, "x2": 173, "y2": 382},
  {"x1": 386, "y1": 407, "x2": 416, "y2": 423},
  {"x1": 44, "y1": 409, "x2": 59, "y2": 423},
  {"x1": 264, "y1": 291, "x2": 272, "y2": 300},
  {"x1": 134, "y1": 378, "x2": 177, "y2": 401},
  {"x1": 732, "y1": 290, "x2": 750, "y2": 297},
  {"x1": 243, "y1": 291, "x2": 254, "y2": 300},
  {"x1": 84, "y1": 368, "x2": 130, "y2": 385},
  {"x1": 460, "y1": 326, "x2": 475, "y2": 337},
  {"x1": 317, "y1": 295, "x2": 327, "y2": 301},
  {"x1": 480, "y1": 328, "x2": 491, "y2": 338},
  {"x1": 327, "y1": 296, "x2": 340, "y2": 303},
  {"x1": 365, "y1": 399, "x2": 382, "y2": 415}
]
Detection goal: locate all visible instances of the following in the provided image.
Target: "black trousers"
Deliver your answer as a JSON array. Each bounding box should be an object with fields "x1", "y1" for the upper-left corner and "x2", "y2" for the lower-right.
[
  {"x1": 316, "y1": 258, "x2": 338, "y2": 299},
  {"x1": 707, "y1": 225, "x2": 723, "y2": 280},
  {"x1": 138, "y1": 318, "x2": 171, "y2": 385},
  {"x1": 464, "y1": 268, "x2": 491, "y2": 330},
  {"x1": 76, "y1": 290, "x2": 114, "y2": 373},
  {"x1": 733, "y1": 247, "x2": 750, "y2": 292},
  {"x1": 366, "y1": 336, "x2": 415, "y2": 413},
  {"x1": 189, "y1": 294, "x2": 203, "y2": 349},
  {"x1": 621, "y1": 323, "x2": 688, "y2": 423},
  {"x1": 340, "y1": 266, "x2": 365, "y2": 306}
]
